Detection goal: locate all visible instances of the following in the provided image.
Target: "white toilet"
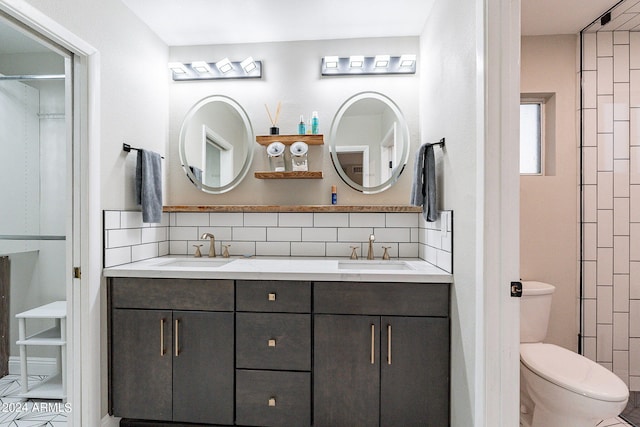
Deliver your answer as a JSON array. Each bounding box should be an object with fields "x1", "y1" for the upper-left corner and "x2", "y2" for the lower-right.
[{"x1": 520, "y1": 281, "x2": 628, "y2": 427}]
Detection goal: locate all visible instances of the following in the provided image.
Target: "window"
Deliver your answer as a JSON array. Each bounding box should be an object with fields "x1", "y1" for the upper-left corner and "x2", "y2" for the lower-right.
[{"x1": 520, "y1": 100, "x2": 543, "y2": 175}]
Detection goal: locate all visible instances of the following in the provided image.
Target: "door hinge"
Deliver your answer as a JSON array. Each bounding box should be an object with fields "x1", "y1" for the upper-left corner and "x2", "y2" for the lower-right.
[
  {"x1": 510, "y1": 281, "x2": 522, "y2": 297},
  {"x1": 73, "y1": 267, "x2": 81, "y2": 279}
]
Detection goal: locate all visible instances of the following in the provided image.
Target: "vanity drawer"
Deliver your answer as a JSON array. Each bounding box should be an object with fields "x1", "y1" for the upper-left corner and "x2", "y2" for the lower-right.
[
  {"x1": 236, "y1": 312, "x2": 311, "y2": 371},
  {"x1": 236, "y1": 280, "x2": 311, "y2": 313},
  {"x1": 236, "y1": 370, "x2": 311, "y2": 427},
  {"x1": 110, "y1": 277, "x2": 234, "y2": 311},
  {"x1": 314, "y1": 281, "x2": 449, "y2": 317}
]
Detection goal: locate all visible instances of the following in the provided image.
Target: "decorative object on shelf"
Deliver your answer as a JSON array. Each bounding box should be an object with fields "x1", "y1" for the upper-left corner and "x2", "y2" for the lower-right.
[
  {"x1": 321, "y1": 54, "x2": 416, "y2": 76},
  {"x1": 254, "y1": 171, "x2": 323, "y2": 179},
  {"x1": 311, "y1": 111, "x2": 320, "y2": 134},
  {"x1": 168, "y1": 57, "x2": 262, "y2": 81},
  {"x1": 290, "y1": 141, "x2": 308, "y2": 171},
  {"x1": 265, "y1": 102, "x2": 281, "y2": 135},
  {"x1": 298, "y1": 115, "x2": 306, "y2": 135},
  {"x1": 266, "y1": 141, "x2": 286, "y2": 172},
  {"x1": 331, "y1": 184, "x2": 337, "y2": 205}
]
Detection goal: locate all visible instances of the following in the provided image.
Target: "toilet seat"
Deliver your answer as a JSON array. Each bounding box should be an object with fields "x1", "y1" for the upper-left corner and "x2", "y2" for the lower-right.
[{"x1": 520, "y1": 343, "x2": 628, "y2": 403}]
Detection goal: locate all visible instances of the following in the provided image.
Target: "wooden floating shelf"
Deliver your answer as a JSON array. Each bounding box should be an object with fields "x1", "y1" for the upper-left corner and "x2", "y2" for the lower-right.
[
  {"x1": 254, "y1": 171, "x2": 323, "y2": 179},
  {"x1": 164, "y1": 205, "x2": 422, "y2": 213},
  {"x1": 256, "y1": 134, "x2": 324, "y2": 146}
]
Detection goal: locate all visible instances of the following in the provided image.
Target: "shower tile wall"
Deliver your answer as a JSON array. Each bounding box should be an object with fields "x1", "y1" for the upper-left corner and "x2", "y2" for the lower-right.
[
  {"x1": 582, "y1": 30, "x2": 640, "y2": 391},
  {"x1": 103, "y1": 210, "x2": 453, "y2": 273}
]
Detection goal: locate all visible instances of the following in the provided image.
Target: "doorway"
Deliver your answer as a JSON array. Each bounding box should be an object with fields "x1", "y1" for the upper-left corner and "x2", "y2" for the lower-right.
[{"x1": 0, "y1": 12, "x2": 76, "y2": 425}]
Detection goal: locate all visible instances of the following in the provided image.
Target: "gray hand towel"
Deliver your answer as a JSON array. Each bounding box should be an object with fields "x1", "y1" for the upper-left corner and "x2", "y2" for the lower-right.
[
  {"x1": 410, "y1": 143, "x2": 438, "y2": 222},
  {"x1": 135, "y1": 149, "x2": 163, "y2": 223}
]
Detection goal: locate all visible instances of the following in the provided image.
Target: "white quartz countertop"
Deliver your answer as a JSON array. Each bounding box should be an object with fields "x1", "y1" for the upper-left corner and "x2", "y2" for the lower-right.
[{"x1": 103, "y1": 256, "x2": 452, "y2": 283}]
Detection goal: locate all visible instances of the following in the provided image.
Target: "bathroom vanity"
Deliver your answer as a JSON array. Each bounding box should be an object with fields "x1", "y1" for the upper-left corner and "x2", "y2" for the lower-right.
[{"x1": 105, "y1": 257, "x2": 451, "y2": 427}]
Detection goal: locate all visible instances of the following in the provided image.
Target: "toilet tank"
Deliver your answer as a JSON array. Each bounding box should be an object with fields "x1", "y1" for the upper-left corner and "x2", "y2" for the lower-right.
[{"x1": 520, "y1": 281, "x2": 555, "y2": 343}]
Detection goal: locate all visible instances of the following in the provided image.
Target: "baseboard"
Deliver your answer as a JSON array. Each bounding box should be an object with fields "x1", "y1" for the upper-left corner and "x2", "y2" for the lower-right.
[
  {"x1": 102, "y1": 414, "x2": 120, "y2": 427},
  {"x1": 8, "y1": 356, "x2": 58, "y2": 376}
]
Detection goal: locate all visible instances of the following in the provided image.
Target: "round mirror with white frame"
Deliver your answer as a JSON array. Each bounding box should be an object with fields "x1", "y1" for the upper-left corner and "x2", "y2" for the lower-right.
[
  {"x1": 329, "y1": 92, "x2": 410, "y2": 194},
  {"x1": 179, "y1": 95, "x2": 254, "y2": 194}
]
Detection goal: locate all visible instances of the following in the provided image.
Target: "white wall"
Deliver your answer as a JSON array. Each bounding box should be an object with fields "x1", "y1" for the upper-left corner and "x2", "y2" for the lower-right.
[
  {"x1": 168, "y1": 37, "x2": 420, "y2": 206},
  {"x1": 420, "y1": 0, "x2": 480, "y2": 424},
  {"x1": 520, "y1": 35, "x2": 578, "y2": 352}
]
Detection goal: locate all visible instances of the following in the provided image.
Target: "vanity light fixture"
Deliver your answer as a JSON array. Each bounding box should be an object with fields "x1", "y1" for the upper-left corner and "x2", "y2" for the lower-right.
[
  {"x1": 374, "y1": 55, "x2": 390, "y2": 68},
  {"x1": 168, "y1": 62, "x2": 188, "y2": 74},
  {"x1": 349, "y1": 55, "x2": 365, "y2": 68},
  {"x1": 215, "y1": 57, "x2": 234, "y2": 74},
  {"x1": 321, "y1": 54, "x2": 417, "y2": 76},
  {"x1": 191, "y1": 61, "x2": 212, "y2": 74},
  {"x1": 168, "y1": 57, "x2": 263, "y2": 81},
  {"x1": 399, "y1": 54, "x2": 417, "y2": 68}
]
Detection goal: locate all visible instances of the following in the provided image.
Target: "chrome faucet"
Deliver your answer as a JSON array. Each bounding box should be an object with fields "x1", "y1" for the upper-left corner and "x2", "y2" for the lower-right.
[
  {"x1": 367, "y1": 234, "x2": 375, "y2": 260},
  {"x1": 200, "y1": 233, "x2": 216, "y2": 257}
]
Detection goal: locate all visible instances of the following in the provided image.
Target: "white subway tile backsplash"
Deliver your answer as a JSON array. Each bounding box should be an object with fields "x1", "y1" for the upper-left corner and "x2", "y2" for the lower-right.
[
  {"x1": 349, "y1": 213, "x2": 386, "y2": 228},
  {"x1": 104, "y1": 211, "x2": 121, "y2": 230},
  {"x1": 631, "y1": 108, "x2": 640, "y2": 145},
  {"x1": 584, "y1": 261, "x2": 597, "y2": 299},
  {"x1": 104, "y1": 246, "x2": 131, "y2": 268},
  {"x1": 302, "y1": 227, "x2": 336, "y2": 242},
  {"x1": 198, "y1": 227, "x2": 232, "y2": 241},
  {"x1": 159, "y1": 241, "x2": 169, "y2": 256},
  {"x1": 614, "y1": 160, "x2": 630, "y2": 197},
  {"x1": 120, "y1": 211, "x2": 144, "y2": 229},
  {"x1": 436, "y1": 250, "x2": 452, "y2": 272},
  {"x1": 613, "y1": 350, "x2": 629, "y2": 386},
  {"x1": 314, "y1": 213, "x2": 349, "y2": 227},
  {"x1": 326, "y1": 242, "x2": 361, "y2": 258},
  {"x1": 614, "y1": 31, "x2": 630, "y2": 46},
  {"x1": 226, "y1": 241, "x2": 256, "y2": 257},
  {"x1": 373, "y1": 228, "x2": 411, "y2": 243},
  {"x1": 631, "y1": 223, "x2": 640, "y2": 261},
  {"x1": 372, "y1": 243, "x2": 398, "y2": 259},
  {"x1": 631, "y1": 70, "x2": 640, "y2": 108},
  {"x1": 584, "y1": 109, "x2": 598, "y2": 147},
  {"x1": 630, "y1": 339, "x2": 640, "y2": 375},
  {"x1": 598, "y1": 133, "x2": 614, "y2": 171},
  {"x1": 584, "y1": 71, "x2": 598, "y2": 109},
  {"x1": 631, "y1": 300, "x2": 640, "y2": 338},
  {"x1": 584, "y1": 147, "x2": 598, "y2": 185},
  {"x1": 614, "y1": 83, "x2": 630, "y2": 120},
  {"x1": 210, "y1": 212, "x2": 244, "y2": 227},
  {"x1": 597, "y1": 172, "x2": 614, "y2": 209},
  {"x1": 169, "y1": 226, "x2": 198, "y2": 241},
  {"x1": 107, "y1": 228, "x2": 141, "y2": 248},
  {"x1": 267, "y1": 227, "x2": 302, "y2": 242},
  {"x1": 233, "y1": 227, "x2": 267, "y2": 241},
  {"x1": 583, "y1": 223, "x2": 597, "y2": 261},
  {"x1": 169, "y1": 240, "x2": 188, "y2": 255},
  {"x1": 337, "y1": 227, "x2": 373, "y2": 242},
  {"x1": 142, "y1": 227, "x2": 168, "y2": 244},
  {"x1": 615, "y1": 314, "x2": 630, "y2": 351},
  {"x1": 256, "y1": 242, "x2": 291, "y2": 256},
  {"x1": 584, "y1": 185, "x2": 598, "y2": 223},
  {"x1": 631, "y1": 148, "x2": 640, "y2": 183},
  {"x1": 399, "y1": 243, "x2": 419, "y2": 258},
  {"x1": 291, "y1": 242, "x2": 325, "y2": 257},
  {"x1": 598, "y1": 95, "x2": 615, "y2": 133},
  {"x1": 614, "y1": 198, "x2": 630, "y2": 236},
  {"x1": 175, "y1": 212, "x2": 209, "y2": 227},
  {"x1": 244, "y1": 212, "x2": 278, "y2": 227},
  {"x1": 278, "y1": 213, "x2": 313, "y2": 227},
  {"x1": 631, "y1": 32, "x2": 640, "y2": 69},
  {"x1": 584, "y1": 33, "x2": 597, "y2": 70},
  {"x1": 385, "y1": 213, "x2": 419, "y2": 228},
  {"x1": 614, "y1": 121, "x2": 630, "y2": 159},
  {"x1": 632, "y1": 185, "x2": 640, "y2": 222},
  {"x1": 132, "y1": 243, "x2": 159, "y2": 262},
  {"x1": 584, "y1": 299, "x2": 597, "y2": 336}
]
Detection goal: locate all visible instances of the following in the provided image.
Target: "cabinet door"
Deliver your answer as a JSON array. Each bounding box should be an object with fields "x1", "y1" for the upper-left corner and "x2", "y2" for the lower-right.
[
  {"x1": 380, "y1": 316, "x2": 449, "y2": 427},
  {"x1": 111, "y1": 309, "x2": 172, "y2": 420},
  {"x1": 172, "y1": 311, "x2": 234, "y2": 425},
  {"x1": 314, "y1": 314, "x2": 380, "y2": 427}
]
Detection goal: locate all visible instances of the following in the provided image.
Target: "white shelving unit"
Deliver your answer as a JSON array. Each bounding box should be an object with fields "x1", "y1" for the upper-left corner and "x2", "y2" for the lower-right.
[{"x1": 15, "y1": 301, "x2": 66, "y2": 400}]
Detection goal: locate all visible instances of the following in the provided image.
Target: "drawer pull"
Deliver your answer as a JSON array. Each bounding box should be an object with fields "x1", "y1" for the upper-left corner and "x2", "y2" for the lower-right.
[
  {"x1": 160, "y1": 318, "x2": 166, "y2": 356},
  {"x1": 370, "y1": 324, "x2": 375, "y2": 364},
  {"x1": 387, "y1": 324, "x2": 392, "y2": 365},
  {"x1": 268, "y1": 397, "x2": 276, "y2": 407},
  {"x1": 174, "y1": 319, "x2": 180, "y2": 357},
  {"x1": 268, "y1": 339, "x2": 276, "y2": 347},
  {"x1": 268, "y1": 292, "x2": 277, "y2": 301}
]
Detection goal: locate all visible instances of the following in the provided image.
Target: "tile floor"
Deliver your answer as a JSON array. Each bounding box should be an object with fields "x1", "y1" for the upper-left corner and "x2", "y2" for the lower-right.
[{"x1": 0, "y1": 375, "x2": 67, "y2": 426}]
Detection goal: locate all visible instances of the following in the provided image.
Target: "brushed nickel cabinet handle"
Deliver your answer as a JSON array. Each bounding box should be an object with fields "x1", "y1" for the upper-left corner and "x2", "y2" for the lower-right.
[
  {"x1": 268, "y1": 397, "x2": 276, "y2": 407},
  {"x1": 174, "y1": 319, "x2": 180, "y2": 357},
  {"x1": 387, "y1": 324, "x2": 392, "y2": 365},
  {"x1": 268, "y1": 292, "x2": 276, "y2": 301},
  {"x1": 268, "y1": 339, "x2": 276, "y2": 347},
  {"x1": 371, "y1": 324, "x2": 375, "y2": 364},
  {"x1": 160, "y1": 318, "x2": 166, "y2": 356}
]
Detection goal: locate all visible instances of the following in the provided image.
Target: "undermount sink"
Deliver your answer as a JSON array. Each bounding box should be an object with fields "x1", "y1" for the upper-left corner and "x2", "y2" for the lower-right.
[
  {"x1": 337, "y1": 260, "x2": 415, "y2": 271},
  {"x1": 155, "y1": 258, "x2": 235, "y2": 268}
]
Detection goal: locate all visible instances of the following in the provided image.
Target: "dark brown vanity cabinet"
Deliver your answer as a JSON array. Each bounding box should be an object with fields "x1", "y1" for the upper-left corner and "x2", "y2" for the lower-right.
[
  {"x1": 235, "y1": 280, "x2": 311, "y2": 427},
  {"x1": 109, "y1": 278, "x2": 234, "y2": 425},
  {"x1": 313, "y1": 281, "x2": 450, "y2": 427}
]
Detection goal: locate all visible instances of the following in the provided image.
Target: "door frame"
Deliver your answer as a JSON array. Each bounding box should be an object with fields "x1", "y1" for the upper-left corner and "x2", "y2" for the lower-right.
[{"x1": 0, "y1": 1, "x2": 100, "y2": 425}]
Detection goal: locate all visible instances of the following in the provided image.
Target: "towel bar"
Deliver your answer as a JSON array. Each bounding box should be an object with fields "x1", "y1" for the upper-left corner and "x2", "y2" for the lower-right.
[{"x1": 123, "y1": 142, "x2": 164, "y2": 159}]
